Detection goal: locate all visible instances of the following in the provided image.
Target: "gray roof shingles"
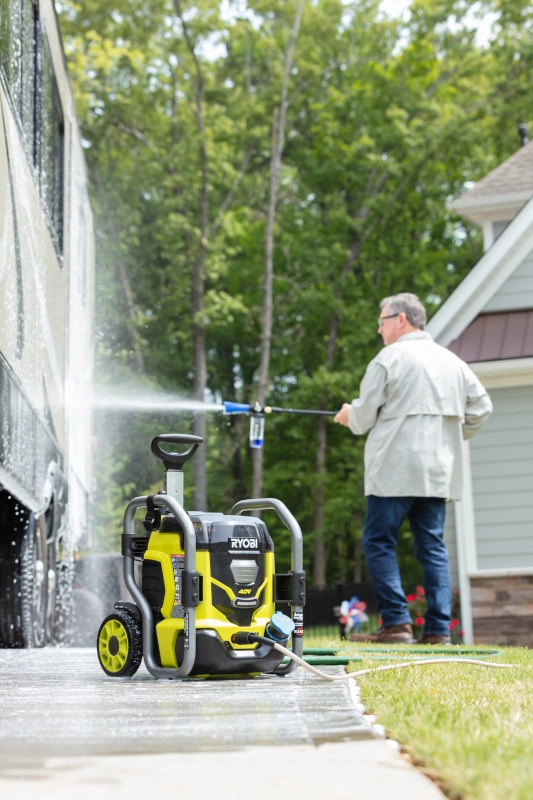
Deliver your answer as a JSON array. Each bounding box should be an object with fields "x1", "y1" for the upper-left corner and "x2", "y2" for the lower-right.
[{"x1": 457, "y1": 141, "x2": 533, "y2": 201}]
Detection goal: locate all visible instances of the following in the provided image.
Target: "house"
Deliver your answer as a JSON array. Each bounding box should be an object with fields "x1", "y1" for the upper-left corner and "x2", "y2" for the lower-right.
[{"x1": 427, "y1": 138, "x2": 533, "y2": 646}]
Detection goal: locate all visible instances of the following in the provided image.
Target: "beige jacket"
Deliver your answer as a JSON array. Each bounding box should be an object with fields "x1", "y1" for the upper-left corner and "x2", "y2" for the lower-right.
[{"x1": 348, "y1": 331, "x2": 493, "y2": 499}]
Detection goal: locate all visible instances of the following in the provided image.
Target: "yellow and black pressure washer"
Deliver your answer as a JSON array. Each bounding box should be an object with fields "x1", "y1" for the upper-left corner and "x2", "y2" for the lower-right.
[{"x1": 97, "y1": 434, "x2": 305, "y2": 679}]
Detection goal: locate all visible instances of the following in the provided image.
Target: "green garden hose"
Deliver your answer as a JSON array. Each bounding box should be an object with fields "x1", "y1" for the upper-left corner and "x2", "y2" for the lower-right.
[{"x1": 299, "y1": 646, "x2": 504, "y2": 666}]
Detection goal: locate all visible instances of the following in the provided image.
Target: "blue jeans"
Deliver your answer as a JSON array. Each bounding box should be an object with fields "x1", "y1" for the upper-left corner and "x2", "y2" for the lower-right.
[{"x1": 363, "y1": 496, "x2": 451, "y2": 636}]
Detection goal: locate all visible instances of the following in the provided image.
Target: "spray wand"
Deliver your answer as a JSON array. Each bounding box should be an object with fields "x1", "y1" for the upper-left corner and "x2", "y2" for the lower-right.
[{"x1": 223, "y1": 400, "x2": 337, "y2": 449}]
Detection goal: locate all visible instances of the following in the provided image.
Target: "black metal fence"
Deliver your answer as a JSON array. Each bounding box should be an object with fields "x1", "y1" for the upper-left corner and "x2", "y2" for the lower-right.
[{"x1": 304, "y1": 582, "x2": 377, "y2": 626}]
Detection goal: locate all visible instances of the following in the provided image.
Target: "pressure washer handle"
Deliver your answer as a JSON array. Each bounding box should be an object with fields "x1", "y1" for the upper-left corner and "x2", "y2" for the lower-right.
[
  {"x1": 122, "y1": 493, "x2": 198, "y2": 679},
  {"x1": 223, "y1": 400, "x2": 337, "y2": 417},
  {"x1": 230, "y1": 497, "x2": 305, "y2": 676},
  {"x1": 151, "y1": 433, "x2": 203, "y2": 471}
]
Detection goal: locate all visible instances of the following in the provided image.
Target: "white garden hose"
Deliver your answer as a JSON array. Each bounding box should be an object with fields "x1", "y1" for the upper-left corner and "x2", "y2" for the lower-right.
[{"x1": 267, "y1": 639, "x2": 513, "y2": 680}]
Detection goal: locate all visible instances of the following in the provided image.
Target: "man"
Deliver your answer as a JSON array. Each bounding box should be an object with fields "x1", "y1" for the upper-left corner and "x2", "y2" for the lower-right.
[{"x1": 334, "y1": 293, "x2": 492, "y2": 644}]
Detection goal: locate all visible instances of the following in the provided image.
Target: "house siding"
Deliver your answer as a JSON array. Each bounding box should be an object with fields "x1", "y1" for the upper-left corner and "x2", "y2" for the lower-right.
[
  {"x1": 437, "y1": 145, "x2": 533, "y2": 644},
  {"x1": 470, "y1": 385, "x2": 533, "y2": 570},
  {"x1": 492, "y1": 221, "x2": 509, "y2": 239},
  {"x1": 483, "y1": 252, "x2": 533, "y2": 312}
]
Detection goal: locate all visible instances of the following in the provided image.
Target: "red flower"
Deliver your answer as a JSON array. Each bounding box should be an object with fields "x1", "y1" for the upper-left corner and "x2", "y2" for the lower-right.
[{"x1": 415, "y1": 616, "x2": 425, "y2": 626}]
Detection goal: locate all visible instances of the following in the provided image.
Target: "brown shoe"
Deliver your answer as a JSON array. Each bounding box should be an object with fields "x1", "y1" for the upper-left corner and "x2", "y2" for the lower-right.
[
  {"x1": 416, "y1": 634, "x2": 451, "y2": 645},
  {"x1": 349, "y1": 624, "x2": 415, "y2": 644}
]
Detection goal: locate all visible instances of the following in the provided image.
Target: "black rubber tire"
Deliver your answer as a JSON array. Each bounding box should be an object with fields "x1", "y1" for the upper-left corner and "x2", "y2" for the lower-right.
[
  {"x1": 20, "y1": 513, "x2": 48, "y2": 647},
  {"x1": 97, "y1": 611, "x2": 143, "y2": 677},
  {"x1": 0, "y1": 493, "x2": 48, "y2": 647}
]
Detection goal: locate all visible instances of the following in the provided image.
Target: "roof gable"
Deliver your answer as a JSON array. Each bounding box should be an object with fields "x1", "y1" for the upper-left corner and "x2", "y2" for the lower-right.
[{"x1": 428, "y1": 194, "x2": 533, "y2": 346}]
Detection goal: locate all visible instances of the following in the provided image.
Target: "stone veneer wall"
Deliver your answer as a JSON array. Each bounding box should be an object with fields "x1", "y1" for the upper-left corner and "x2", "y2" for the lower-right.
[{"x1": 470, "y1": 574, "x2": 533, "y2": 647}]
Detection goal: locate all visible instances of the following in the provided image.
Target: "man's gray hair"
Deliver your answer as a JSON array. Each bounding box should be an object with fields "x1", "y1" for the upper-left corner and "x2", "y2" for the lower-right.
[{"x1": 380, "y1": 293, "x2": 427, "y2": 329}]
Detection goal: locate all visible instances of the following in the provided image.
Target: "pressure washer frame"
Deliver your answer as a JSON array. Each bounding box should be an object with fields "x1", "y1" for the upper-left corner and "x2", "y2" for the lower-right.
[{"x1": 117, "y1": 439, "x2": 305, "y2": 679}]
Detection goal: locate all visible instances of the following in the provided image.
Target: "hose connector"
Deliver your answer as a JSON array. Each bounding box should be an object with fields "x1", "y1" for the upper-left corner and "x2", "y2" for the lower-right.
[
  {"x1": 231, "y1": 631, "x2": 259, "y2": 645},
  {"x1": 265, "y1": 611, "x2": 295, "y2": 644}
]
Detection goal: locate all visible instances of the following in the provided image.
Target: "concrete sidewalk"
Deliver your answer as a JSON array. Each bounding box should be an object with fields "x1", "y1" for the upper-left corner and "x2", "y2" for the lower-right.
[
  {"x1": 0, "y1": 648, "x2": 447, "y2": 799},
  {"x1": 0, "y1": 742, "x2": 447, "y2": 800}
]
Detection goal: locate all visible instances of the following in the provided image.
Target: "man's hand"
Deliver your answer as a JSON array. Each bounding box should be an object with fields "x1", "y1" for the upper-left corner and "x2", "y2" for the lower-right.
[{"x1": 334, "y1": 403, "x2": 351, "y2": 426}]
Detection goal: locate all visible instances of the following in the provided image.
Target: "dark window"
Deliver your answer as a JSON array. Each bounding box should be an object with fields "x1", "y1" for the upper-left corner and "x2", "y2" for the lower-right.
[
  {"x1": 0, "y1": 0, "x2": 64, "y2": 257},
  {"x1": 40, "y1": 34, "x2": 64, "y2": 255},
  {"x1": 20, "y1": 0, "x2": 39, "y2": 160},
  {"x1": 0, "y1": 0, "x2": 22, "y2": 101}
]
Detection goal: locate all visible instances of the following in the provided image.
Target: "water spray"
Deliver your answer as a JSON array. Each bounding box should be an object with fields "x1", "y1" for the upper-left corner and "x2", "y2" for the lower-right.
[
  {"x1": 93, "y1": 389, "x2": 338, "y2": 450},
  {"x1": 94, "y1": 390, "x2": 224, "y2": 414},
  {"x1": 222, "y1": 401, "x2": 338, "y2": 449}
]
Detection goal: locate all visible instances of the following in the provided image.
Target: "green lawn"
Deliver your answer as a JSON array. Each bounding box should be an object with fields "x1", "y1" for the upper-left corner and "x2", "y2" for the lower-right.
[{"x1": 303, "y1": 631, "x2": 533, "y2": 800}]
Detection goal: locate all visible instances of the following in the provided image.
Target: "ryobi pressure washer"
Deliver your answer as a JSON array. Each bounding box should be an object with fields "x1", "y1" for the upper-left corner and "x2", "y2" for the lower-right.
[{"x1": 96, "y1": 433, "x2": 305, "y2": 679}]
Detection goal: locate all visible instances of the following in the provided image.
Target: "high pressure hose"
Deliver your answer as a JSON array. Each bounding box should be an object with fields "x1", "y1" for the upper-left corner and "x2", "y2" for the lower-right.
[{"x1": 236, "y1": 633, "x2": 513, "y2": 679}]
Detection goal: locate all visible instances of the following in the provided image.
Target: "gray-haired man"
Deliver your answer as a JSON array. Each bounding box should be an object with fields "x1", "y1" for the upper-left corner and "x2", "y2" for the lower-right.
[{"x1": 335, "y1": 293, "x2": 492, "y2": 644}]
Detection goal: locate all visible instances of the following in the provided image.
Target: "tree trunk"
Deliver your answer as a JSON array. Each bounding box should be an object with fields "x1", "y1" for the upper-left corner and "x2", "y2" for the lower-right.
[
  {"x1": 252, "y1": 0, "x2": 305, "y2": 499},
  {"x1": 191, "y1": 133, "x2": 209, "y2": 509},
  {"x1": 174, "y1": 0, "x2": 208, "y2": 509},
  {"x1": 312, "y1": 414, "x2": 328, "y2": 588},
  {"x1": 353, "y1": 527, "x2": 362, "y2": 583}
]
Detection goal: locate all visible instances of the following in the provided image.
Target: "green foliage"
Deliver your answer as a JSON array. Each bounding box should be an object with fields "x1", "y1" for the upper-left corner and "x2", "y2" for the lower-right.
[{"x1": 59, "y1": 0, "x2": 533, "y2": 579}]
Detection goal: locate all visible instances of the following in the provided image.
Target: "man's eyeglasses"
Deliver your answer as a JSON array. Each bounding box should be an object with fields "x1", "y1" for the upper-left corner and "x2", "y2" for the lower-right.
[{"x1": 378, "y1": 313, "x2": 399, "y2": 327}]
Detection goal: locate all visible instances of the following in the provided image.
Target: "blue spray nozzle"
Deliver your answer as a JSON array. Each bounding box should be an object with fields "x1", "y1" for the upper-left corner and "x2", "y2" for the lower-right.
[{"x1": 223, "y1": 401, "x2": 253, "y2": 415}]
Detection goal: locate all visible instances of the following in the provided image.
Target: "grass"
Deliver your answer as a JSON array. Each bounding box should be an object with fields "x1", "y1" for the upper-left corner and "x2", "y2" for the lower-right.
[{"x1": 304, "y1": 628, "x2": 533, "y2": 800}]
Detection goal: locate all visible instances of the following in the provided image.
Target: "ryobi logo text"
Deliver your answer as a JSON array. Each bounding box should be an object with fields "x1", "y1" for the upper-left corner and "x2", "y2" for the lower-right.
[{"x1": 229, "y1": 538, "x2": 258, "y2": 550}]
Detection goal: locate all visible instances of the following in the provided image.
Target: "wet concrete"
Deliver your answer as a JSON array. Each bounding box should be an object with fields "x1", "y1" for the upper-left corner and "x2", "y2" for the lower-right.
[
  {"x1": 0, "y1": 648, "x2": 377, "y2": 758},
  {"x1": 0, "y1": 647, "x2": 448, "y2": 800}
]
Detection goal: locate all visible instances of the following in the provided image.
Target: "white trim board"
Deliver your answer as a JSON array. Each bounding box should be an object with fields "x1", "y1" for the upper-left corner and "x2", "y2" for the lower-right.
[
  {"x1": 453, "y1": 442, "x2": 476, "y2": 645},
  {"x1": 469, "y1": 568, "x2": 533, "y2": 578},
  {"x1": 471, "y1": 357, "x2": 533, "y2": 388},
  {"x1": 448, "y1": 191, "x2": 531, "y2": 226}
]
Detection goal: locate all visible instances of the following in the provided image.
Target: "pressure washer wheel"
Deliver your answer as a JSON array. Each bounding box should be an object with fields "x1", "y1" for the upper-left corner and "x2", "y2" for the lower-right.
[{"x1": 97, "y1": 611, "x2": 143, "y2": 677}]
